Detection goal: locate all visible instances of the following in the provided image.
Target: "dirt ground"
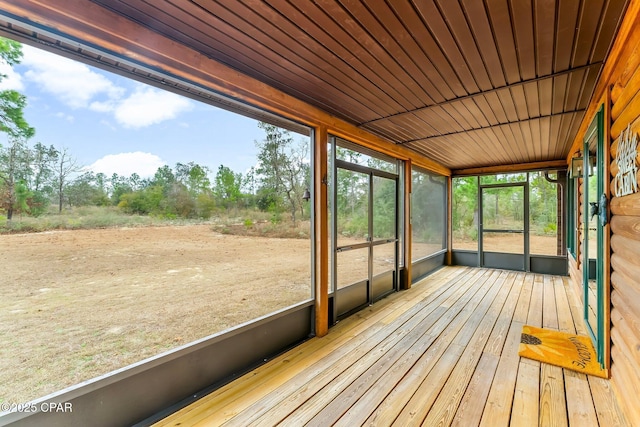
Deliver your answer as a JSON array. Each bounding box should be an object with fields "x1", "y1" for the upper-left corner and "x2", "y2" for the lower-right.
[
  {"x1": 0, "y1": 225, "x2": 314, "y2": 403},
  {"x1": 0, "y1": 225, "x2": 560, "y2": 404}
]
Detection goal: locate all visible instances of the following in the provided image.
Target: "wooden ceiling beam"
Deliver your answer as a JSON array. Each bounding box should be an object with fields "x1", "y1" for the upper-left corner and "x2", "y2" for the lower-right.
[
  {"x1": 0, "y1": 0, "x2": 451, "y2": 176},
  {"x1": 452, "y1": 159, "x2": 568, "y2": 176},
  {"x1": 362, "y1": 63, "x2": 601, "y2": 127},
  {"x1": 400, "y1": 110, "x2": 585, "y2": 144}
]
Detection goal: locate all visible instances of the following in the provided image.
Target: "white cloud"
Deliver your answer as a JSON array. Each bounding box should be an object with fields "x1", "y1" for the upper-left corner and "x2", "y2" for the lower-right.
[
  {"x1": 88, "y1": 152, "x2": 165, "y2": 178},
  {"x1": 110, "y1": 86, "x2": 192, "y2": 128},
  {"x1": 0, "y1": 61, "x2": 24, "y2": 90},
  {"x1": 21, "y1": 45, "x2": 123, "y2": 109},
  {"x1": 18, "y1": 45, "x2": 193, "y2": 129}
]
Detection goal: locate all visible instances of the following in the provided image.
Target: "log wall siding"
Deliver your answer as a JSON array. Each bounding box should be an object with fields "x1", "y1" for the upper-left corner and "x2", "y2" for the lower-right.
[
  {"x1": 567, "y1": 1, "x2": 640, "y2": 423},
  {"x1": 597, "y1": 18, "x2": 640, "y2": 425}
]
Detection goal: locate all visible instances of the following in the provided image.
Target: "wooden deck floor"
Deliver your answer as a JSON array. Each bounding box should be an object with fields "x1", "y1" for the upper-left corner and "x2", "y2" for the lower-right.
[{"x1": 155, "y1": 266, "x2": 629, "y2": 426}]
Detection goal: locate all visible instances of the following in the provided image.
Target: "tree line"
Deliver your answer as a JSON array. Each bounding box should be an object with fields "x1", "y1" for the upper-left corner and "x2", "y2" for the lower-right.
[{"x1": 0, "y1": 38, "x2": 310, "y2": 225}]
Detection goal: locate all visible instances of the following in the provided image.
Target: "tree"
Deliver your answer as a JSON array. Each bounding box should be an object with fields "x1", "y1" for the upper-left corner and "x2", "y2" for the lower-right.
[
  {"x1": 0, "y1": 38, "x2": 34, "y2": 140},
  {"x1": 53, "y1": 147, "x2": 80, "y2": 212},
  {"x1": 175, "y1": 162, "x2": 211, "y2": 196},
  {"x1": 255, "y1": 122, "x2": 309, "y2": 224},
  {"x1": 214, "y1": 165, "x2": 242, "y2": 208},
  {"x1": 0, "y1": 137, "x2": 30, "y2": 220}
]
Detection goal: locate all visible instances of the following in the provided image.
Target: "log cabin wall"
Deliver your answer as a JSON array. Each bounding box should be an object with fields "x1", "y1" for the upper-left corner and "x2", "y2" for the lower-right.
[
  {"x1": 568, "y1": 2, "x2": 640, "y2": 422},
  {"x1": 609, "y1": 44, "x2": 640, "y2": 423}
]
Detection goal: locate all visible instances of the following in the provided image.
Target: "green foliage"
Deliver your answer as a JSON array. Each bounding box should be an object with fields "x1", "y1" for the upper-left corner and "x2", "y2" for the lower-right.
[
  {"x1": 214, "y1": 164, "x2": 242, "y2": 208},
  {"x1": 0, "y1": 38, "x2": 34, "y2": 139},
  {"x1": 255, "y1": 122, "x2": 309, "y2": 224}
]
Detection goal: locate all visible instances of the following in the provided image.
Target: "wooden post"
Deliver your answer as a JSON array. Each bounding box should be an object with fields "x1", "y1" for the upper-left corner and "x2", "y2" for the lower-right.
[
  {"x1": 403, "y1": 159, "x2": 412, "y2": 289},
  {"x1": 314, "y1": 126, "x2": 329, "y2": 337},
  {"x1": 447, "y1": 175, "x2": 453, "y2": 265}
]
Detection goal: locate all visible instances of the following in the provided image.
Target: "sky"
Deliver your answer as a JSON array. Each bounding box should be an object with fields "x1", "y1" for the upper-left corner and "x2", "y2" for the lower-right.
[{"x1": 0, "y1": 43, "x2": 297, "y2": 180}]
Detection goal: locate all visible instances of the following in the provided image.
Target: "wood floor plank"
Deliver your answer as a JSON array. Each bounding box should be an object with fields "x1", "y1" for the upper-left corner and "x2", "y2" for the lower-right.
[
  {"x1": 451, "y1": 353, "x2": 499, "y2": 427},
  {"x1": 539, "y1": 364, "x2": 568, "y2": 426},
  {"x1": 157, "y1": 268, "x2": 463, "y2": 426},
  {"x1": 303, "y1": 269, "x2": 502, "y2": 426},
  {"x1": 542, "y1": 275, "x2": 559, "y2": 329},
  {"x1": 423, "y1": 272, "x2": 518, "y2": 426},
  {"x1": 198, "y1": 268, "x2": 473, "y2": 426},
  {"x1": 153, "y1": 267, "x2": 627, "y2": 427},
  {"x1": 512, "y1": 274, "x2": 534, "y2": 323},
  {"x1": 479, "y1": 321, "x2": 524, "y2": 427},
  {"x1": 510, "y1": 361, "x2": 540, "y2": 426},
  {"x1": 363, "y1": 270, "x2": 504, "y2": 426}
]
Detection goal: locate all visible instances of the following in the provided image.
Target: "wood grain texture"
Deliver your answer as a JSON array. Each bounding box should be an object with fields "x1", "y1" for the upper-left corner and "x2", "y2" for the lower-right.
[{"x1": 153, "y1": 267, "x2": 629, "y2": 427}]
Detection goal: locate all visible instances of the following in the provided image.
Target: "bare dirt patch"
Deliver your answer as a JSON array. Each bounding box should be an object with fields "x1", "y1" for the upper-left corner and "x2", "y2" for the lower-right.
[{"x1": 0, "y1": 225, "x2": 312, "y2": 403}]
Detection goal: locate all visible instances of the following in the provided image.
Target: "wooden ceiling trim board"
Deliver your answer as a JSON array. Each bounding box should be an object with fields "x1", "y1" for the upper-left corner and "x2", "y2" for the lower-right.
[
  {"x1": 389, "y1": 114, "x2": 438, "y2": 140},
  {"x1": 496, "y1": 87, "x2": 519, "y2": 122},
  {"x1": 437, "y1": 103, "x2": 471, "y2": 132},
  {"x1": 529, "y1": 115, "x2": 542, "y2": 160},
  {"x1": 517, "y1": 120, "x2": 536, "y2": 160},
  {"x1": 435, "y1": 0, "x2": 494, "y2": 90},
  {"x1": 510, "y1": 0, "x2": 536, "y2": 81},
  {"x1": 509, "y1": 84, "x2": 530, "y2": 121},
  {"x1": 412, "y1": 0, "x2": 481, "y2": 93},
  {"x1": 539, "y1": 116, "x2": 552, "y2": 162},
  {"x1": 338, "y1": 0, "x2": 444, "y2": 104},
  {"x1": 291, "y1": 1, "x2": 426, "y2": 110},
  {"x1": 266, "y1": 0, "x2": 423, "y2": 112},
  {"x1": 577, "y1": 66, "x2": 600, "y2": 110},
  {"x1": 461, "y1": 97, "x2": 490, "y2": 128},
  {"x1": 487, "y1": 123, "x2": 520, "y2": 163},
  {"x1": 359, "y1": 63, "x2": 601, "y2": 127},
  {"x1": 189, "y1": 0, "x2": 395, "y2": 118},
  {"x1": 402, "y1": 110, "x2": 586, "y2": 145},
  {"x1": 506, "y1": 120, "x2": 527, "y2": 161},
  {"x1": 477, "y1": 128, "x2": 511, "y2": 164},
  {"x1": 413, "y1": 107, "x2": 453, "y2": 136},
  {"x1": 483, "y1": 91, "x2": 509, "y2": 123},
  {"x1": 389, "y1": 0, "x2": 467, "y2": 97},
  {"x1": 591, "y1": 0, "x2": 629, "y2": 62},
  {"x1": 361, "y1": 123, "x2": 408, "y2": 144},
  {"x1": 453, "y1": 159, "x2": 568, "y2": 176},
  {"x1": 523, "y1": 81, "x2": 541, "y2": 118},
  {"x1": 315, "y1": 0, "x2": 433, "y2": 108},
  {"x1": 571, "y1": 0, "x2": 606, "y2": 67},
  {"x1": 538, "y1": 78, "x2": 552, "y2": 116},
  {"x1": 362, "y1": 0, "x2": 455, "y2": 101},
  {"x1": 431, "y1": 104, "x2": 469, "y2": 135},
  {"x1": 119, "y1": 0, "x2": 382, "y2": 122},
  {"x1": 226, "y1": 0, "x2": 405, "y2": 116},
  {"x1": 534, "y1": 0, "x2": 556, "y2": 76},
  {"x1": 566, "y1": 0, "x2": 637, "y2": 160},
  {"x1": 482, "y1": 0, "x2": 519, "y2": 86},
  {"x1": 472, "y1": 94, "x2": 499, "y2": 125},
  {"x1": 551, "y1": 73, "x2": 569, "y2": 115},
  {"x1": 549, "y1": 115, "x2": 563, "y2": 158},
  {"x1": 553, "y1": 0, "x2": 580, "y2": 72},
  {"x1": 7, "y1": 0, "x2": 453, "y2": 175},
  {"x1": 404, "y1": 112, "x2": 442, "y2": 139}
]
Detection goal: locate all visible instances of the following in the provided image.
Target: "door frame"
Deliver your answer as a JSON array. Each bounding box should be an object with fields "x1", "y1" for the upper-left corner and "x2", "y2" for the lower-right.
[
  {"x1": 582, "y1": 105, "x2": 606, "y2": 367},
  {"x1": 330, "y1": 143, "x2": 400, "y2": 321},
  {"x1": 478, "y1": 181, "x2": 529, "y2": 271}
]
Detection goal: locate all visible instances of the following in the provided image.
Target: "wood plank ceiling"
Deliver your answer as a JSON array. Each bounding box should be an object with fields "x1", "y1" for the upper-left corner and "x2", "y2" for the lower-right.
[{"x1": 20, "y1": 1, "x2": 635, "y2": 170}]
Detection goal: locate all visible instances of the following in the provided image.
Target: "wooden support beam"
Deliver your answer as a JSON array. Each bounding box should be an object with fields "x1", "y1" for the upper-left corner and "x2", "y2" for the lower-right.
[
  {"x1": 447, "y1": 175, "x2": 453, "y2": 265},
  {"x1": 453, "y1": 160, "x2": 568, "y2": 176},
  {"x1": 314, "y1": 126, "x2": 329, "y2": 337},
  {"x1": 403, "y1": 159, "x2": 412, "y2": 289}
]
